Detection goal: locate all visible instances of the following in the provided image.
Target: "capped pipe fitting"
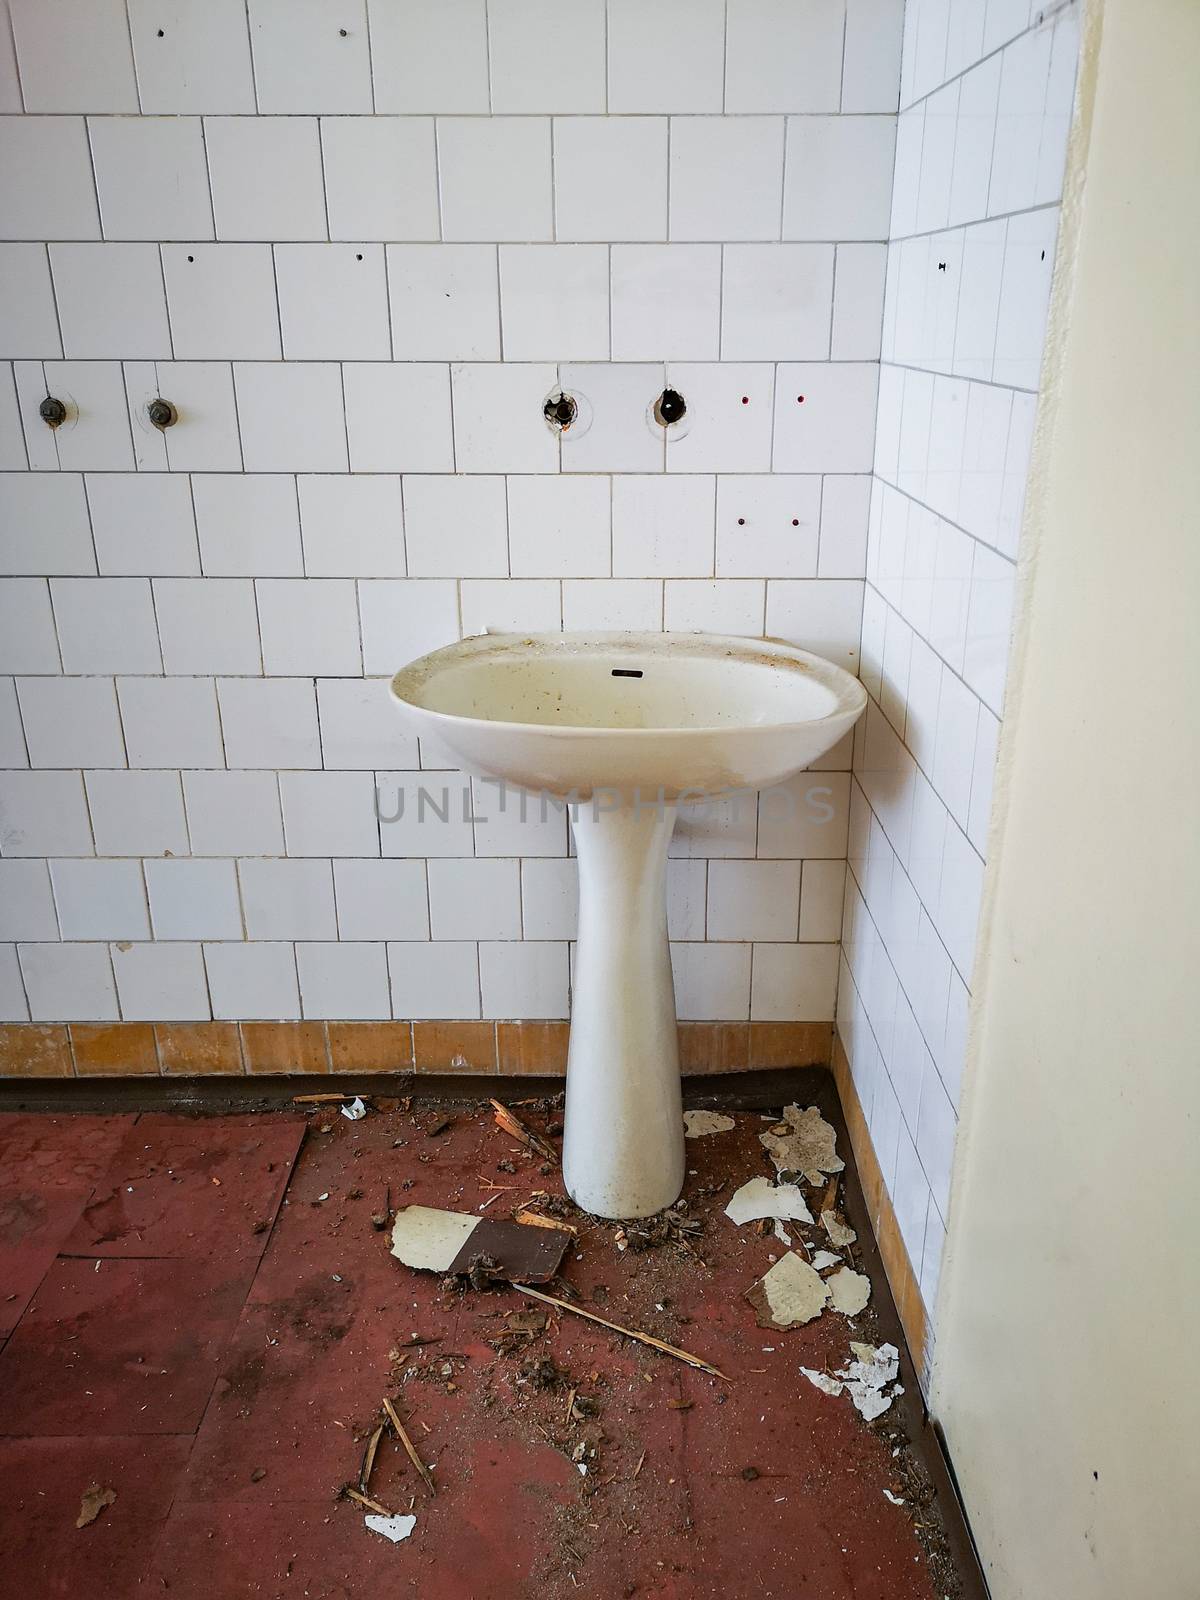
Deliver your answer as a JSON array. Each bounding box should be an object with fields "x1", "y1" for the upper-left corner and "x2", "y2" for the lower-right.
[
  {"x1": 147, "y1": 397, "x2": 178, "y2": 430},
  {"x1": 38, "y1": 396, "x2": 67, "y2": 428}
]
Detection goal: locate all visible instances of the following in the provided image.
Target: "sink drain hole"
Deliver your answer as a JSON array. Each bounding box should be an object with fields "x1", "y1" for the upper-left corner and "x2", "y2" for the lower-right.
[{"x1": 611, "y1": 668, "x2": 644, "y2": 679}]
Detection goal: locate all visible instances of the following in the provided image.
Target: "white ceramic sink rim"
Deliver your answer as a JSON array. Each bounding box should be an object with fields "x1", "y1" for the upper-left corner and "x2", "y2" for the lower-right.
[{"x1": 390, "y1": 630, "x2": 865, "y2": 739}]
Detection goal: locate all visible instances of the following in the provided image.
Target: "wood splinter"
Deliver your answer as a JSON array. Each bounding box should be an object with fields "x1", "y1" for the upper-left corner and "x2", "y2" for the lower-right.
[
  {"x1": 382, "y1": 1395, "x2": 437, "y2": 1497},
  {"x1": 511, "y1": 1284, "x2": 730, "y2": 1380},
  {"x1": 489, "y1": 1099, "x2": 559, "y2": 1164}
]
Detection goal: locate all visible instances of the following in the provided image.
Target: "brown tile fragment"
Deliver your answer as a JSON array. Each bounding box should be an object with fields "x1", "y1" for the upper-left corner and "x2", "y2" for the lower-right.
[
  {"x1": 748, "y1": 1020, "x2": 833, "y2": 1069},
  {"x1": 240, "y1": 1021, "x2": 329, "y2": 1076},
  {"x1": 155, "y1": 1022, "x2": 244, "y2": 1076},
  {"x1": 412, "y1": 1021, "x2": 497, "y2": 1074},
  {"x1": 496, "y1": 1021, "x2": 569, "y2": 1076},
  {"x1": 0, "y1": 1024, "x2": 73, "y2": 1079},
  {"x1": 70, "y1": 1023, "x2": 158, "y2": 1076},
  {"x1": 327, "y1": 1021, "x2": 413, "y2": 1074},
  {"x1": 677, "y1": 1022, "x2": 749, "y2": 1075}
]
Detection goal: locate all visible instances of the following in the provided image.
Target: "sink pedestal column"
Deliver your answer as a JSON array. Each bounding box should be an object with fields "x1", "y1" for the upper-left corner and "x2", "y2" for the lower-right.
[{"x1": 562, "y1": 796, "x2": 683, "y2": 1219}]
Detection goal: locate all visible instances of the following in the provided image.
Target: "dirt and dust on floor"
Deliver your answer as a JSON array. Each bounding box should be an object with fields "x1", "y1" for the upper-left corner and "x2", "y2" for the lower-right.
[{"x1": 0, "y1": 1090, "x2": 977, "y2": 1599}]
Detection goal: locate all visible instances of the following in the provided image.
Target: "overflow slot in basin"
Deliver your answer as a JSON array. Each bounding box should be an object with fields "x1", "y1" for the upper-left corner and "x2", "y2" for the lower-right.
[{"x1": 611, "y1": 668, "x2": 644, "y2": 679}]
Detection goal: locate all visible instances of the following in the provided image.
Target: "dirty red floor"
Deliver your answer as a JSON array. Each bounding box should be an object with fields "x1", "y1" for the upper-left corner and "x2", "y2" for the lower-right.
[{"x1": 0, "y1": 1098, "x2": 967, "y2": 1598}]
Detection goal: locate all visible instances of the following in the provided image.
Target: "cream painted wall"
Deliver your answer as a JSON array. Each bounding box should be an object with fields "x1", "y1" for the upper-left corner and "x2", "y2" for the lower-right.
[{"x1": 931, "y1": 2, "x2": 1200, "y2": 1596}]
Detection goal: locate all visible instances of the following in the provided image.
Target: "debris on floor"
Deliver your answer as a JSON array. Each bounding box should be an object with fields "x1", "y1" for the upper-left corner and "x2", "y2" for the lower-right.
[
  {"x1": 725, "y1": 1174, "x2": 814, "y2": 1226},
  {"x1": 760, "y1": 1104, "x2": 845, "y2": 1184},
  {"x1": 512, "y1": 1283, "x2": 728, "y2": 1377},
  {"x1": 75, "y1": 1483, "x2": 116, "y2": 1529},
  {"x1": 821, "y1": 1206, "x2": 858, "y2": 1247},
  {"x1": 746, "y1": 1251, "x2": 830, "y2": 1328},
  {"x1": 801, "y1": 1341, "x2": 905, "y2": 1420},
  {"x1": 489, "y1": 1098, "x2": 559, "y2": 1163},
  {"x1": 389, "y1": 1203, "x2": 571, "y2": 1283},
  {"x1": 827, "y1": 1265, "x2": 872, "y2": 1316},
  {"x1": 683, "y1": 1110, "x2": 736, "y2": 1138},
  {"x1": 341, "y1": 1096, "x2": 368, "y2": 1121},
  {"x1": 365, "y1": 1512, "x2": 417, "y2": 1543}
]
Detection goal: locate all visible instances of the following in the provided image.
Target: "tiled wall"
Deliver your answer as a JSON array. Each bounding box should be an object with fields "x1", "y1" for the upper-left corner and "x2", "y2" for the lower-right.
[
  {"x1": 837, "y1": 0, "x2": 1081, "y2": 1335},
  {"x1": 0, "y1": 0, "x2": 903, "y2": 1036}
]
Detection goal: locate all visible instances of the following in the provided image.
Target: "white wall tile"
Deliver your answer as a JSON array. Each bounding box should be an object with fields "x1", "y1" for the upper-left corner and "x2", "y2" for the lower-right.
[
  {"x1": 51, "y1": 858, "x2": 148, "y2": 939},
  {"x1": 342, "y1": 364, "x2": 453, "y2": 474},
  {"x1": 0, "y1": 15, "x2": 18, "y2": 111},
  {"x1": 44, "y1": 361, "x2": 135, "y2": 472},
  {"x1": 843, "y1": 0, "x2": 905, "y2": 112},
  {"x1": 607, "y1": 0, "x2": 726, "y2": 114},
  {"x1": 671, "y1": 942, "x2": 751, "y2": 1021},
  {"x1": 666, "y1": 362, "x2": 774, "y2": 474},
  {"x1": 206, "y1": 117, "x2": 327, "y2": 241},
  {"x1": 832, "y1": 243, "x2": 889, "y2": 360},
  {"x1": 184, "y1": 770, "x2": 284, "y2": 857},
  {"x1": 726, "y1": 0, "x2": 844, "y2": 113},
  {"x1": 235, "y1": 364, "x2": 348, "y2": 473},
  {"x1": 783, "y1": 116, "x2": 897, "y2": 241},
  {"x1": 90, "y1": 117, "x2": 213, "y2": 240},
  {"x1": 800, "y1": 859, "x2": 847, "y2": 940},
  {"x1": 499, "y1": 246, "x2": 610, "y2": 362},
  {"x1": 248, "y1": 0, "x2": 371, "y2": 114},
  {"x1": 708, "y1": 859, "x2": 800, "y2": 941},
  {"x1": 0, "y1": 860, "x2": 58, "y2": 940},
  {"x1": 670, "y1": 118, "x2": 784, "y2": 242},
  {"x1": 451, "y1": 365, "x2": 558, "y2": 474},
  {"x1": 439, "y1": 118, "x2": 553, "y2": 242},
  {"x1": 773, "y1": 363, "x2": 880, "y2": 473},
  {"x1": 194, "y1": 476, "x2": 303, "y2": 577},
  {"x1": 206, "y1": 941, "x2": 299, "y2": 1020},
  {"x1": 334, "y1": 858, "x2": 428, "y2": 940},
  {"x1": 820, "y1": 475, "x2": 873, "y2": 577},
  {"x1": 722, "y1": 245, "x2": 834, "y2": 361},
  {"x1": 20, "y1": 943, "x2": 118, "y2": 1022},
  {"x1": 146, "y1": 857, "x2": 242, "y2": 939},
  {"x1": 154, "y1": 578, "x2": 261, "y2": 675},
  {"x1": 403, "y1": 476, "x2": 508, "y2": 577},
  {"x1": 320, "y1": 117, "x2": 438, "y2": 242},
  {"x1": 554, "y1": 119, "x2": 668, "y2": 242},
  {"x1": 429, "y1": 858, "x2": 520, "y2": 940},
  {"x1": 0, "y1": 474, "x2": 93, "y2": 576},
  {"x1": 507, "y1": 477, "x2": 610, "y2": 578},
  {"x1": 155, "y1": 362, "x2": 243, "y2": 473},
  {"x1": 51, "y1": 578, "x2": 161, "y2": 674},
  {"x1": 0, "y1": 580, "x2": 60, "y2": 674},
  {"x1": 85, "y1": 770, "x2": 187, "y2": 856},
  {"x1": 50, "y1": 245, "x2": 170, "y2": 360},
  {"x1": 112, "y1": 940, "x2": 210, "y2": 1019},
  {"x1": 116, "y1": 676, "x2": 223, "y2": 769},
  {"x1": 318, "y1": 678, "x2": 416, "y2": 770},
  {"x1": 87, "y1": 475, "x2": 199, "y2": 577},
  {"x1": 480, "y1": 940, "x2": 569, "y2": 1019},
  {"x1": 217, "y1": 678, "x2": 321, "y2": 769},
  {"x1": 297, "y1": 475, "x2": 405, "y2": 579},
  {"x1": 765, "y1": 579, "x2": 864, "y2": 671},
  {"x1": 993, "y1": 206, "x2": 1059, "y2": 390},
  {"x1": 716, "y1": 475, "x2": 820, "y2": 577},
  {"x1": 963, "y1": 545, "x2": 1015, "y2": 713},
  {"x1": 297, "y1": 940, "x2": 390, "y2": 1019},
  {"x1": 239, "y1": 858, "x2": 337, "y2": 940},
  {"x1": 953, "y1": 219, "x2": 1007, "y2": 381},
  {"x1": 275, "y1": 245, "x2": 390, "y2": 361},
  {"x1": 950, "y1": 56, "x2": 1002, "y2": 227},
  {"x1": 521, "y1": 857, "x2": 578, "y2": 940},
  {"x1": 488, "y1": 0, "x2": 606, "y2": 114},
  {"x1": 758, "y1": 770, "x2": 851, "y2": 859},
  {"x1": 611, "y1": 246, "x2": 721, "y2": 362},
  {"x1": 127, "y1": 0, "x2": 257, "y2": 114},
  {"x1": 280, "y1": 770, "x2": 378, "y2": 856},
  {"x1": 0, "y1": 946, "x2": 27, "y2": 1021},
  {"x1": 358, "y1": 579, "x2": 460, "y2": 675},
  {"x1": 387, "y1": 940, "x2": 479, "y2": 1019},
  {"x1": 387, "y1": 245, "x2": 499, "y2": 361},
  {"x1": 368, "y1": 0, "x2": 490, "y2": 114},
  {"x1": 257, "y1": 578, "x2": 361, "y2": 676},
  {"x1": 0, "y1": 246, "x2": 63, "y2": 358},
  {"x1": 377, "y1": 769, "x2": 476, "y2": 859},
  {"x1": 560, "y1": 363, "x2": 664, "y2": 474},
  {"x1": 10, "y1": 0, "x2": 137, "y2": 111},
  {"x1": 612, "y1": 476, "x2": 714, "y2": 578},
  {"x1": 750, "y1": 941, "x2": 839, "y2": 1020},
  {"x1": 459, "y1": 579, "x2": 561, "y2": 637},
  {"x1": 664, "y1": 579, "x2": 764, "y2": 636},
  {"x1": 0, "y1": 117, "x2": 100, "y2": 240},
  {"x1": 162, "y1": 246, "x2": 281, "y2": 361},
  {"x1": 561, "y1": 578, "x2": 662, "y2": 632}
]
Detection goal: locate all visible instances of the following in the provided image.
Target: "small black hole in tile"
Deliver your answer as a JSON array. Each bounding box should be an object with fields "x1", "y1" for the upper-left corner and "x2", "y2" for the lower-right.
[
  {"x1": 792, "y1": 518, "x2": 799, "y2": 526},
  {"x1": 737, "y1": 517, "x2": 745, "y2": 526},
  {"x1": 797, "y1": 395, "x2": 806, "y2": 403}
]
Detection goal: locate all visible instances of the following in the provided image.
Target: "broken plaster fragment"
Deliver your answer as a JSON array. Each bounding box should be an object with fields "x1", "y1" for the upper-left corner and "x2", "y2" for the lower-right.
[
  {"x1": 365, "y1": 1513, "x2": 417, "y2": 1544},
  {"x1": 799, "y1": 1367, "x2": 844, "y2": 1397},
  {"x1": 759, "y1": 1105, "x2": 844, "y2": 1185},
  {"x1": 724, "y1": 1176, "x2": 813, "y2": 1227},
  {"x1": 810, "y1": 1249, "x2": 841, "y2": 1271},
  {"x1": 826, "y1": 1266, "x2": 871, "y2": 1317},
  {"x1": 683, "y1": 1110, "x2": 735, "y2": 1138},
  {"x1": 800, "y1": 1342, "x2": 903, "y2": 1420},
  {"x1": 746, "y1": 1252, "x2": 829, "y2": 1329},
  {"x1": 821, "y1": 1207, "x2": 857, "y2": 1248},
  {"x1": 341, "y1": 1096, "x2": 367, "y2": 1121},
  {"x1": 883, "y1": 1489, "x2": 906, "y2": 1506}
]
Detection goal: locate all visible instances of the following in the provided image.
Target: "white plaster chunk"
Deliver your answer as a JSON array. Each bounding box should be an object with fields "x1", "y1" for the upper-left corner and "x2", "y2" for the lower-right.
[
  {"x1": 799, "y1": 1367, "x2": 844, "y2": 1397},
  {"x1": 683, "y1": 1110, "x2": 736, "y2": 1138},
  {"x1": 365, "y1": 1513, "x2": 417, "y2": 1543},
  {"x1": 724, "y1": 1175, "x2": 814, "y2": 1226},
  {"x1": 389, "y1": 1205, "x2": 478, "y2": 1272},
  {"x1": 821, "y1": 1207, "x2": 858, "y2": 1247},
  {"x1": 810, "y1": 1249, "x2": 842, "y2": 1270},
  {"x1": 772, "y1": 1219, "x2": 793, "y2": 1246},
  {"x1": 827, "y1": 1266, "x2": 871, "y2": 1316},
  {"x1": 747, "y1": 1251, "x2": 830, "y2": 1328},
  {"x1": 759, "y1": 1104, "x2": 845, "y2": 1184}
]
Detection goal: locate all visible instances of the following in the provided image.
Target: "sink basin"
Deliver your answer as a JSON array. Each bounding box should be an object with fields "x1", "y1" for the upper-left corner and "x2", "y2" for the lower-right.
[{"x1": 391, "y1": 631, "x2": 866, "y2": 1219}]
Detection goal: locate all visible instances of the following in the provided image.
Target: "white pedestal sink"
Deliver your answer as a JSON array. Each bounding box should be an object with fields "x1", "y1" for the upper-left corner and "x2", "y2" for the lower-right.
[{"x1": 391, "y1": 632, "x2": 865, "y2": 1219}]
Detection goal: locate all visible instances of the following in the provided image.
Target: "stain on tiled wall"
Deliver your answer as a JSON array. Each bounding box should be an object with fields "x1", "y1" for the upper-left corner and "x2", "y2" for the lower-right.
[
  {"x1": 0, "y1": 1, "x2": 903, "y2": 1037},
  {"x1": 838, "y1": 0, "x2": 1081, "y2": 1333}
]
